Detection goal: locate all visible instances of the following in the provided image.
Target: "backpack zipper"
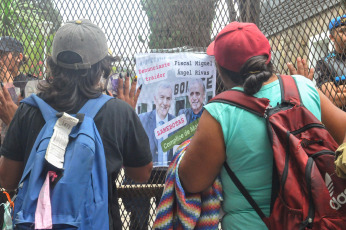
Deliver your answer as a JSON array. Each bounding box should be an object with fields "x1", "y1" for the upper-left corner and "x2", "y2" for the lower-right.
[
  {"x1": 280, "y1": 131, "x2": 291, "y2": 198},
  {"x1": 301, "y1": 149, "x2": 334, "y2": 229},
  {"x1": 311, "y1": 150, "x2": 335, "y2": 158},
  {"x1": 291, "y1": 123, "x2": 326, "y2": 135},
  {"x1": 301, "y1": 157, "x2": 315, "y2": 229}
]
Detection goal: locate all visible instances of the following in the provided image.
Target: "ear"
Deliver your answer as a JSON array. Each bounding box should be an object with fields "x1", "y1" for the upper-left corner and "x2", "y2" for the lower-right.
[
  {"x1": 329, "y1": 34, "x2": 335, "y2": 43},
  {"x1": 17, "y1": 53, "x2": 23, "y2": 62}
]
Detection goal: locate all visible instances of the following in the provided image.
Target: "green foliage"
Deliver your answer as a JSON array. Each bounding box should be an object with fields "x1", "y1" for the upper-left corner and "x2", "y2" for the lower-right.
[{"x1": 0, "y1": 0, "x2": 62, "y2": 77}]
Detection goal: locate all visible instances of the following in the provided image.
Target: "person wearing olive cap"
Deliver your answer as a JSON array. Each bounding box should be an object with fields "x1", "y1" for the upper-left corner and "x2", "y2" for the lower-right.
[
  {"x1": 178, "y1": 22, "x2": 345, "y2": 229},
  {"x1": 315, "y1": 15, "x2": 346, "y2": 111},
  {"x1": 0, "y1": 19, "x2": 152, "y2": 229}
]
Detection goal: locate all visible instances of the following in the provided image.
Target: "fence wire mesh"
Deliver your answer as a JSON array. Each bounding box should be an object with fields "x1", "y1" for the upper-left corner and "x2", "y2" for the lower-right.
[{"x1": 0, "y1": 0, "x2": 345, "y2": 229}]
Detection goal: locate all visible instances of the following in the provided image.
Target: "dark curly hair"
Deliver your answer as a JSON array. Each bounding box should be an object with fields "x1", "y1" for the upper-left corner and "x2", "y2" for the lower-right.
[
  {"x1": 38, "y1": 51, "x2": 117, "y2": 112},
  {"x1": 218, "y1": 55, "x2": 274, "y2": 95}
]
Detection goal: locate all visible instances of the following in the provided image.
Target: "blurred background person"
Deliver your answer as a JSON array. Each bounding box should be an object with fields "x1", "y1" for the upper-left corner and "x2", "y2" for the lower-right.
[
  {"x1": 0, "y1": 36, "x2": 37, "y2": 101},
  {"x1": 315, "y1": 15, "x2": 346, "y2": 111},
  {"x1": 0, "y1": 36, "x2": 37, "y2": 145}
]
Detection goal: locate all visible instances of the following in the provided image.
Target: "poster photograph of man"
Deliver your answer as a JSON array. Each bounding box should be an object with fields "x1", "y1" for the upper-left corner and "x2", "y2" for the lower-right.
[{"x1": 135, "y1": 53, "x2": 216, "y2": 167}]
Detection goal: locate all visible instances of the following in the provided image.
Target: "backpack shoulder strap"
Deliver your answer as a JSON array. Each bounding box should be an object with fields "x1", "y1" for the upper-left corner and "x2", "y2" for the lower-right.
[
  {"x1": 78, "y1": 94, "x2": 113, "y2": 119},
  {"x1": 208, "y1": 89, "x2": 270, "y2": 117},
  {"x1": 277, "y1": 75, "x2": 302, "y2": 106},
  {"x1": 223, "y1": 162, "x2": 266, "y2": 220},
  {"x1": 21, "y1": 94, "x2": 57, "y2": 122}
]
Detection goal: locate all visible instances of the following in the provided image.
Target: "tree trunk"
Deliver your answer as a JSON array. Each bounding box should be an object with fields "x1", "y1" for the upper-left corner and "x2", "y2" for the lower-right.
[
  {"x1": 142, "y1": 0, "x2": 218, "y2": 49},
  {"x1": 225, "y1": 0, "x2": 238, "y2": 22},
  {"x1": 238, "y1": 0, "x2": 260, "y2": 24}
]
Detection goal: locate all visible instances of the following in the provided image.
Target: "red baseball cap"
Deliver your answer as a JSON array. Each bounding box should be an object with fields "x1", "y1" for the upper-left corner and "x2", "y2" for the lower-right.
[{"x1": 207, "y1": 22, "x2": 271, "y2": 73}]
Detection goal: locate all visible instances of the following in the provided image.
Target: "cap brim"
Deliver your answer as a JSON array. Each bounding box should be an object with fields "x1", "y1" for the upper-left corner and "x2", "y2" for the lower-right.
[{"x1": 206, "y1": 41, "x2": 215, "y2": 56}]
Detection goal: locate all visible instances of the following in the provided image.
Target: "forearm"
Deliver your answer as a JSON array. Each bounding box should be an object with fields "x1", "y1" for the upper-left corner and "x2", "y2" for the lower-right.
[
  {"x1": 124, "y1": 161, "x2": 153, "y2": 183},
  {"x1": 320, "y1": 83, "x2": 346, "y2": 108},
  {"x1": 324, "y1": 90, "x2": 346, "y2": 108},
  {"x1": 0, "y1": 156, "x2": 24, "y2": 190},
  {"x1": 333, "y1": 92, "x2": 346, "y2": 108},
  {"x1": 179, "y1": 111, "x2": 226, "y2": 193},
  {"x1": 318, "y1": 89, "x2": 346, "y2": 145}
]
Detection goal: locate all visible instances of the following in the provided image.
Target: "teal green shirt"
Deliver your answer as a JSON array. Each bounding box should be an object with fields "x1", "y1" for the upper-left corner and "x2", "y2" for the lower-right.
[{"x1": 205, "y1": 75, "x2": 321, "y2": 229}]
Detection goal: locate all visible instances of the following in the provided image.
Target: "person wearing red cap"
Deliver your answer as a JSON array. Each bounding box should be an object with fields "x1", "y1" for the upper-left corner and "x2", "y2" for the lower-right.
[{"x1": 178, "y1": 22, "x2": 345, "y2": 229}]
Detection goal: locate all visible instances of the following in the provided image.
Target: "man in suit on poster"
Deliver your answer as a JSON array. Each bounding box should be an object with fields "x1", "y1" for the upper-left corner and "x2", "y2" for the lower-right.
[
  {"x1": 124, "y1": 81, "x2": 175, "y2": 230},
  {"x1": 178, "y1": 78, "x2": 206, "y2": 125},
  {"x1": 139, "y1": 81, "x2": 176, "y2": 166}
]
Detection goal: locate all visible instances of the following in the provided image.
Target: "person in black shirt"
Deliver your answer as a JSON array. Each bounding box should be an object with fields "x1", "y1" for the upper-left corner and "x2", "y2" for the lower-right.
[
  {"x1": 315, "y1": 15, "x2": 346, "y2": 111},
  {"x1": 0, "y1": 19, "x2": 153, "y2": 230}
]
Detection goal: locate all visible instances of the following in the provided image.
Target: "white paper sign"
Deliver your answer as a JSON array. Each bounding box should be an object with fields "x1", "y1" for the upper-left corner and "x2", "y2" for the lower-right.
[
  {"x1": 45, "y1": 113, "x2": 79, "y2": 169},
  {"x1": 135, "y1": 52, "x2": 217, "y2": 167},
  {"x1": 154, "y1": 114, "x2": 187, "y2": 139}
]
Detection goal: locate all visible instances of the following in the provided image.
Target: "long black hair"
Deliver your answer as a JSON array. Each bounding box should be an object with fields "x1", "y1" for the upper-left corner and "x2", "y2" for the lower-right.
[
  {"x1": 38, "y1": 51, "x2": 116, "y2": 112},
  {"x1": 218, "y1": 55, "x2": 274, "y2": 95}
]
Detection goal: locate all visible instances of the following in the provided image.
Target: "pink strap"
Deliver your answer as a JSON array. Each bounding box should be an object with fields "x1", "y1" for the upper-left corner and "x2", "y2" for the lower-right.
[{"x1": 35, "y1": 171, "x2": 57, "y2": 229}]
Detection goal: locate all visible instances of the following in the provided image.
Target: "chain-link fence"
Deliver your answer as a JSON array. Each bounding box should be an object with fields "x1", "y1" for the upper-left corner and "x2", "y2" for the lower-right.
[{"x1": 0, "y1": 0, "x2": 345, "y2": 229}]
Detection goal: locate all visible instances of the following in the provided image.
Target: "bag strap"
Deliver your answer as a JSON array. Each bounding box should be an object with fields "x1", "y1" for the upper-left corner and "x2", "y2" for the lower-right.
[
  {"x1": 78, "y1": 94, "x2": 113, "y2": 119},
  {"x1": 22, "y1": 94, "x2": 113, "y2": 121},
  {"x1": 208, "y1": 89, "x2": 269, "y2": 117},
  {"x1": 223, "y1": 162, "x2": 266, "y2": 220},
  {"x1": 21, "y1": 94, "x2": 57, "y2": 122},
  {"x1": 209, "y1": 75, "x2": 302, "y2": 115},
  {"x1": 277, "y1": 75, "x2": 302, "y2": 106}
]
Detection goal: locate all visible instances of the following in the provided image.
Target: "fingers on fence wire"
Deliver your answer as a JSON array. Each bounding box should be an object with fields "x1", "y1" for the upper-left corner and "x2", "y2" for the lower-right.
[
  {"x1": 0, "y1": 85, "x2": 10, "y2": 107},
  {"x1": 131, "y1": 76, "x2": 142, "y2": 109},
  {"x1": 129, "y1": 75, "x2": 137, "y2": 99},
  {"x1": 0, "y1": 85, "x2": 18, "y2": 125},
  {"x1": 117, "y1": 73, "x2": 141, "y2": 110},
  {"x1": 301, "y1": 58, "x2": 314, "y2": 81},
  {"x1": 117, "y1": 73, "x2": 124, "y2": 101},
  {"x1": 321, "y1": 82, "x2": 345, "y2": 107},
  {"x1": 287, "y1": 62, "x2": 298, "y2": 75},
  {"x1": 135, "y1": 84, "x2": 142, "y2": 107},
  {"x1": 0, "y1": 62, "x2": 10, "y2": 82},
  {"x1": 124, "y1": 72, "x2": 130, "y2": 99},
  {"x1": 287, "y1": 57, "x2": 314, "y2": 81}
]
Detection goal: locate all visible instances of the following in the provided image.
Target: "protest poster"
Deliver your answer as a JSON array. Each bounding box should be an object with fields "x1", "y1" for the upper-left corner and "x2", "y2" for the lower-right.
[{"x1": 135, "y1": 53, "x2": 216, "y2": 167}]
